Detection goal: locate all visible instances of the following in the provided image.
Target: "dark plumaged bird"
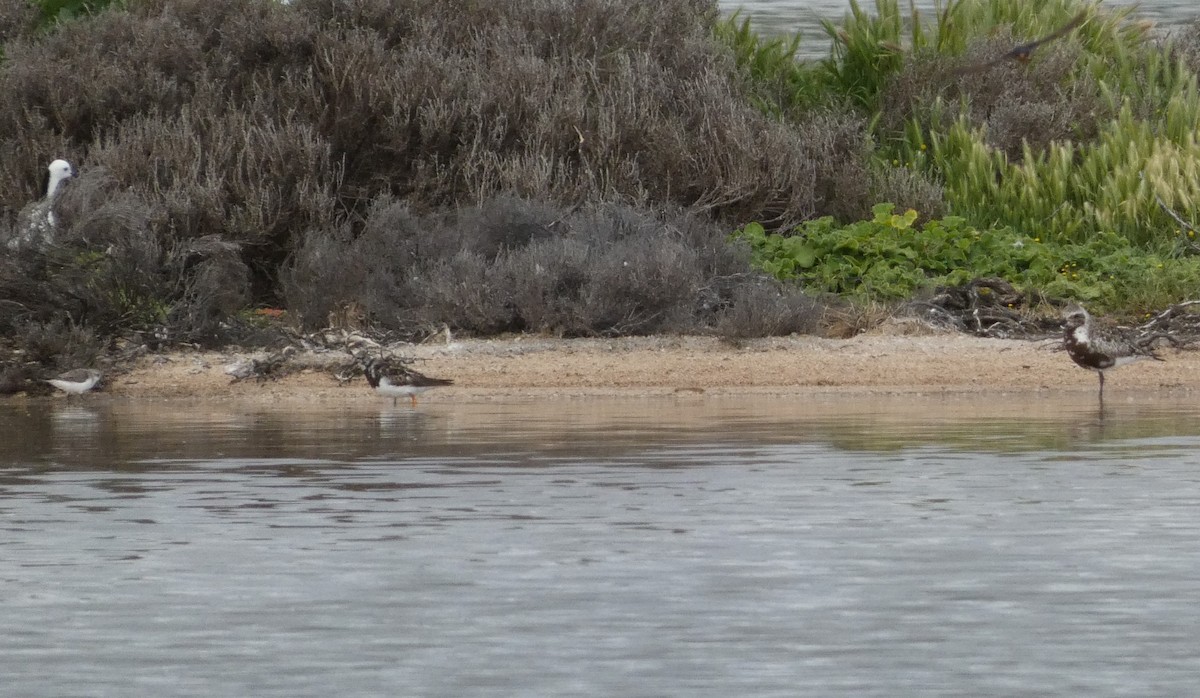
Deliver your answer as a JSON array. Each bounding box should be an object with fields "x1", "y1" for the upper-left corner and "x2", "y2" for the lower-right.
[
  {"x1": 953, "y1": 11, "x2": 1088, "y2": 74},
  {"x1": 359, "y1": 355, "x2": 453, "y2": 407},
  {"x1": 1062, "y1": 305, "x2": 1162, "y2": 404}
]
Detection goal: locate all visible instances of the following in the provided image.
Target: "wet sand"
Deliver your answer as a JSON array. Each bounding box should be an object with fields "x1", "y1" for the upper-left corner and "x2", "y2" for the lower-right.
[{"x1": 86, "y1": 326, "x2": 1199, "y2": 402}]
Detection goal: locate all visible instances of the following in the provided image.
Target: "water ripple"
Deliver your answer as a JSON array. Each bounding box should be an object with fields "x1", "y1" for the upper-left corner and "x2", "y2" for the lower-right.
[{"x1": 2, "y1": 396, "x2": 1200, "y2": 696}]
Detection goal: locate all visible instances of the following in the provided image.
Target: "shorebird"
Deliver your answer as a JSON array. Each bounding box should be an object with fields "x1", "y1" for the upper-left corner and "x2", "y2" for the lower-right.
[
  {"x1": 8, "y1": 158, "x2": 77, "y2": 250},
  {"x1": 953, "y1": 10, "x2": 1088, "y2": 74},
  {"x1": 359, "y1": 355, "x2": 452, "y2": 407},
  {"x1": 1062, "y1": 306, "x2": 1162, "y2": 403},
  {"x1": 45, "y1": 368, "x2": 102, "y2": 397}
]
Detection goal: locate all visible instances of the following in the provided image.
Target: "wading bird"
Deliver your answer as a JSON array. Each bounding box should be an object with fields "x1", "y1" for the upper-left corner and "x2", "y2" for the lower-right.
[
  {"x1": 45, "y1": 368, "x2": 102, "y2": 397},
  {"x1": 1062, "y1": 305, "x2": 1162, "y2": 404},
  {"x1": 359, "y1": 355, "x2": 453, "y2": 407}
]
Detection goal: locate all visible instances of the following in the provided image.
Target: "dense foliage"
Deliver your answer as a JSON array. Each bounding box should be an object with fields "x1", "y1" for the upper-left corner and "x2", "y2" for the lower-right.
[
  {"x1": 0, "y1": 0, "x2": 834, "y2": 373},
  {"x1": 736, "y1": 204, "x2": 1200, "y2": 312},
  {"x1": 2, "y1": 0, "x2": 1200, "y2": 386},
  {"x1": 720, "y1": 0, "x2": 1200, "y2": 314}
]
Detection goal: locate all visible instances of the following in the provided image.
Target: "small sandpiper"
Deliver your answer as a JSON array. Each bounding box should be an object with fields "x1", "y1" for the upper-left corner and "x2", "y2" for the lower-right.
[
  {"x1": 45, "y1": 368, "x2": 102, "y2": 397},
  {"x1": 360, "y1": 356, "x2": 452, "y2": 407},
  {"x1": 1062, "y1": 305, "x2": 1162, "y2": 403}
]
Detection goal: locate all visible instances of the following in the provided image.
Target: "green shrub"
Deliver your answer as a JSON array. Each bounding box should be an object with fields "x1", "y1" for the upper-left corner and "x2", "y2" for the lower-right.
[
  {"x1": 735, "y1": 203, "x2": 1200, "y2": 313},
  {"x1": 713, "y1": 11, "x2": 824, "y2": 116},
  {"x1": 35, "y1": 0, "x2": 117, "y2": 24},
  {"x1": 929, "y1": 99, "x2": 1200, "y2": 246},
  {"x1": 736, "y1": 203, "x2": 1036, "y2": 298},
  {"x1": 868, "y1": 2, "x2": 1197, "y2": 249},
  {"x1": 817, "y1": 0, "x2": 907, "y2": 113}
]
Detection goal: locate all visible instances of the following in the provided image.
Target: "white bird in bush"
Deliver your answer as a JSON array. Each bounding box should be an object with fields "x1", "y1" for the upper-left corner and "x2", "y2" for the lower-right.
[{"x1": 8, "y1": 158, "x2": 77, "y2": 250}]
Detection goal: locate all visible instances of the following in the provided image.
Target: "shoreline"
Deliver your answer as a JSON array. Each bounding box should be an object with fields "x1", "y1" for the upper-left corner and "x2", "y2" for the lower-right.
[{"x1": 25, "y1": 327, "x2": 1194, "y2": 402}]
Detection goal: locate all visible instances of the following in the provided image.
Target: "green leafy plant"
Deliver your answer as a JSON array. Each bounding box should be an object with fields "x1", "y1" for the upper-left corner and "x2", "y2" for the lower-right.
[
  {"x1": 735, "y1": 203, "x2": 1200, "y2": 314},
  {"x1": 35, "y1": 0, "x2": 122, "y2": 26},
  {"x1": 818, "y1": 0, "x2": 907, "y2": 112}
]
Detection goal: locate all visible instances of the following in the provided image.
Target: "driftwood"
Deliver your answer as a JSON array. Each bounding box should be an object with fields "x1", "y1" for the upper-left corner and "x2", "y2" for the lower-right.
[
  {"x1": 1134, "y1": 300, "x2": 1200, "y2": 349},
  {"x1": 225, "y1": 346, "x2": 297, "y2": 382},
  {"x1": 902, "y1": 278, "x2": 1200, "y2": 348},
  {"x1": 902, "y1": 277, "x2": 1059, "y2": 339},
  {"x1": 1154, "y1": 194, "x2": 1200, "y2": 255}
]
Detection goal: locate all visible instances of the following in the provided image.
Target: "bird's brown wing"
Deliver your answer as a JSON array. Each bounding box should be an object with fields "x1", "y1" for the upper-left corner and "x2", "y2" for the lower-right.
[
  {"x1": 951, "y1": 10, "x2": 1088, "y2": 75},
  {"x1": 405, "y1": 370, "x2": 453, "y2": 388},
  {"x1": 1024, "y1": 10, "x2": 1088, "y2": 50},
  {"x1": 55, "y1": 368, "x2": 95, "y2": 383}
]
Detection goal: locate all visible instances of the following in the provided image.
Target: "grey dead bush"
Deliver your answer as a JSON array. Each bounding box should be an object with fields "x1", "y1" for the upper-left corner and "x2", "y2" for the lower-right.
[
  {"x1": 283, "y1": 196, "x2": 825, "y2": 338},
  {"x1": 87, "y1": 99, "x2": 339, "y2": 246},
  {"x1": 871, "y1": 164, "x2": 946, "y2": 221},
  {"x1": 3, "y1": 0, "x2": 851, "y2": 352},
  {"x1": 879, "y1": 38, "x2": 1107, "y2": 162},
  {"x1": 0, "y1": 167, "x2": 252, "y2": 345},
  {"x1": 711, "y1": 276, "x2": 825, "y2": 339},
  {"x1": 14, "y1": 318, "x2": 105, "y2": 371},
  {"x1": 1, "y1": 316, "x2": 107, "y2": 395},
  {"x1": 1172, "y1": 20, "x2": 1200, "y2": 83},
  {"x1": 0, "y1": 0, "x2": 38, "y2": 45},
  {"x1": 0, "y1": 9, "x2": 204, "y2": 151},
  {"x1": 4, "y1": 0, "x2": 869, "y2": 225}
]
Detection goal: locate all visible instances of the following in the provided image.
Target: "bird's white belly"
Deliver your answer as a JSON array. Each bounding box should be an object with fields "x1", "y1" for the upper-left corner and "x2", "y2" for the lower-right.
[
  {"x1": 376, "y1": 380, "x2": 427, "y2": 398},
  {"x1": 1109, "y1": 354, "x2": 1146, "y2": 369},
  {"x1": 47, "y1": 377, "x2": 98, "y2": 394}
]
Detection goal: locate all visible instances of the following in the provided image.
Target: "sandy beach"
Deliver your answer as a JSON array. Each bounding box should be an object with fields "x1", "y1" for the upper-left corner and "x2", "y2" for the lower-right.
[{"x1": 79, "y1": 324, "x2": 1199, "y2": 403}]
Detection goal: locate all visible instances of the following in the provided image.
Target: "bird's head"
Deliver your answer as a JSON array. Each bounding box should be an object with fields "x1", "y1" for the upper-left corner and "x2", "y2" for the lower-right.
[
  {"x1": 45, "y1": 159, "x2": 77, "y2": 198},
  {"x1": 1062, "y1": 305, "x2": 1090, "y2": 331}
]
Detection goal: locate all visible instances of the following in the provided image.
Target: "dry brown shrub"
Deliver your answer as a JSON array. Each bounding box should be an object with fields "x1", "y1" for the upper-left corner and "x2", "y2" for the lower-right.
[
  {"x1": 0, "y1": 0, "x2": 38, "y2": 45},
  {"x1": 871, "y1": 165, "x2": 946, "y2": 220},
  {"x1": 1, "y1": 0, "x2": 862, "y2": 228},
  {"x1": 2, "y1": 0, "x2": 848, "y2": 349},
  {"x1": 0, "y1": 10, "x2": 202, "y2": 143},
  {"x1": 880, "y1": 38, "x2": 1107, "y2": 161},
  {"x1": 712, "y1": 277, "x2": 825, "y2": 339},
  {"x1": 283, "y1": 196, "x2": 825, "y2": 338},
  {"x1": 1171, "y1": 20, "x2": 1200, "y2": 81},
  {"x1": 13, "y1": 317, "x2": 105, "y2": 373},
  {"x1": 0, "y1": 167, "x2": 252, "y2": 345}
]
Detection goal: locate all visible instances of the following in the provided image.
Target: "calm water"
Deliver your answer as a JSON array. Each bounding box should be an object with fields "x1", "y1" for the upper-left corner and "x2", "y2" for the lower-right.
[
  {"x1": 723, "y1": 1, "x2": 1198, "y2": 54},
  {"x1": 3, "y1": 395, "x2": 1200, "y2": 696}
]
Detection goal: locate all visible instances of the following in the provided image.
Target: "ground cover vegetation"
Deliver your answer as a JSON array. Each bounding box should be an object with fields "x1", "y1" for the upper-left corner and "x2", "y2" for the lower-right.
[
  {"x1": 0, "y1": 0, "x2": 843, "y2": 387},
  {"x1": 723, "y1": 0, "x2": 1200, "y2": 317},
  {"x1": 2, "y1": 0, "x2": 1200, "y2": 388}
]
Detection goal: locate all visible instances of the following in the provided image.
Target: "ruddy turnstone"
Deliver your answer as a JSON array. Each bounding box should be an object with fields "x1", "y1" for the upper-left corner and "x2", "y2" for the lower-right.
[
  {"x1": 45, "y1": 368, "x2": 101, "y2": 397},
  {"x1": 1062, "y1": 305, "x2": 1162, "y2": 403},
  {"x1": 360, "y1": 356, "x2": 452, "y2": 407}
]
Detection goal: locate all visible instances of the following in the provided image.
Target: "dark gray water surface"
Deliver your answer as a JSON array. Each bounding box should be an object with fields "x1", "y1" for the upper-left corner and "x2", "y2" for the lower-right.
[
  {"x1": 3, "y1": 395, "x2": 1200, "y2": 696},
  {"x1": 723, "y1": 1, "x2": 1197, "y2": 55}
]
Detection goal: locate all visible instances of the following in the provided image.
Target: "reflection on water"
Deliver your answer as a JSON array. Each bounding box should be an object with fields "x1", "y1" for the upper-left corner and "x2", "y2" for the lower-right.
[
  {"x1": 2, "y1": 396, "x2": 1200, "y2": 696},
  {"x1": 5, "y1": 393, "x2": 1200, "y2": 464}
]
